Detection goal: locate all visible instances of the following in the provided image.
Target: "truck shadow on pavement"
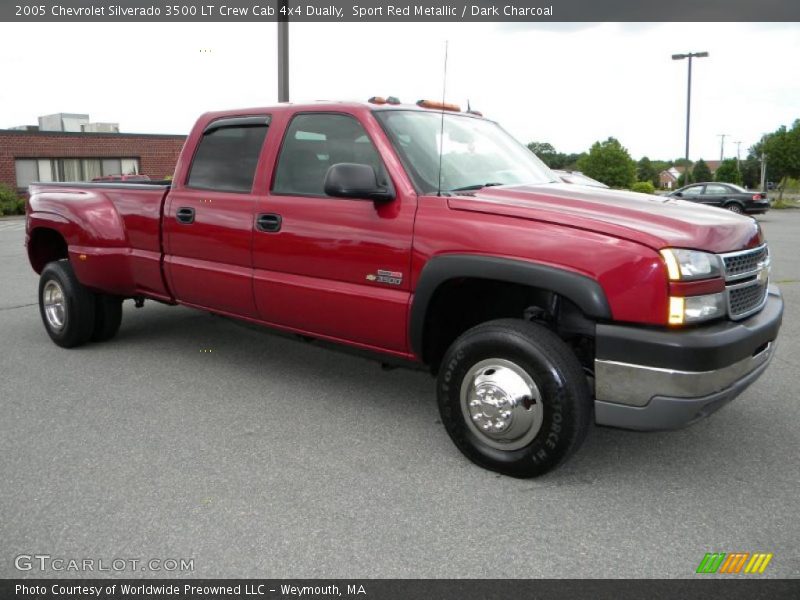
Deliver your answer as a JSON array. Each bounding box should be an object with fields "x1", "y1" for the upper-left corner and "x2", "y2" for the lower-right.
[{"x1": 110, "y1": 301, "x2": 779, "y2": 487}]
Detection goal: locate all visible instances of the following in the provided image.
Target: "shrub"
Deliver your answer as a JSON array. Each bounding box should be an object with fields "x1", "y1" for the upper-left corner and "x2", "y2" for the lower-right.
[
  {"x1": 631, "y1": 181, "x2": 656, "y2": 194},
  {"x1": 0, "y1": 184, "x2": 22, "y2": 215},
  {"x1": 782, "y1": 177, "x2": 800, "y2": 192}
]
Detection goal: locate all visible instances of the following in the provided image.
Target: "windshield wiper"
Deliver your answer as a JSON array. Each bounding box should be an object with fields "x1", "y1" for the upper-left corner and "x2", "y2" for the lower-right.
[{"x1": 449, "y1": 182, "x2": 504, "y2": 193}]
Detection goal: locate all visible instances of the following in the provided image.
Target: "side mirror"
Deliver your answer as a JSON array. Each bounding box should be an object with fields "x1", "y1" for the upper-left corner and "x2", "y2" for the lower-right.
[
  {"x1": 324, "y1": 163, "x2": 394, "y2": 202},
  {"x1": 673, "y1": 191, "x2": 683, "y2": 197}
]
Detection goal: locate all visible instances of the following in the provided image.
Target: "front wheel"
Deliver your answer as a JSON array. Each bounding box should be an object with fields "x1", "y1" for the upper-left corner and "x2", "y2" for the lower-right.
[
  {"x1": 38, "y1": 260, "x2": 96, "y2": 348},
  {"x1": 437, "y1": 319, "x2": 592, "y2": 478}
]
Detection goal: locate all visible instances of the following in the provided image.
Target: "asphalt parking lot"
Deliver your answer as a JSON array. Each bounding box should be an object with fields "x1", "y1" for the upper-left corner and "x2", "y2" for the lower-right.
[{"x1": 1, "y1": 212, "x2": 798, "y2": 579}]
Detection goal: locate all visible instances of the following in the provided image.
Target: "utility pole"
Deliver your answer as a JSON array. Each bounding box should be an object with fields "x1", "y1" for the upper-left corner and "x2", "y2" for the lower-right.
[
  {"x1": 717, "y1": 133, "x2": 728, "y2": 162},
  {"x1": 760, "y1": 152, "x2": 768, "y2": 193},
  {"x1": 277, "y1": 0, "x2": 289, "y2": 102},
  {"x1": 734, "y1": 140, "x2": 742, "y2": 172},
  {"x1": 672, "y1": 52, "x2": 709, "y2": 183}
]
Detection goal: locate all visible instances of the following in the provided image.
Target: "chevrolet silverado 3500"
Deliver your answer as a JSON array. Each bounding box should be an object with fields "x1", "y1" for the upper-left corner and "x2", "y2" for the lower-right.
[{"x1": 25, "y1": 100, "x2": 783, "y2": 477}]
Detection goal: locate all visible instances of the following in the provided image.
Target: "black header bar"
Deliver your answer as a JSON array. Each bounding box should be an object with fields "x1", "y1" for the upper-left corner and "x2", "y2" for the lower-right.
[
  {"x1": 4, "y1": 1, "x2": 800, "y2": 22},
  {"x1": 3, "y1": 579, "x2": 800, "y2": 600}
]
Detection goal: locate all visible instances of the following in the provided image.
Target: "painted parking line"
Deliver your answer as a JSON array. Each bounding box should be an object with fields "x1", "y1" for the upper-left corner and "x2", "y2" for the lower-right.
[{"x1": 0, "y1": 221, "x2": 25, "y2": 231}]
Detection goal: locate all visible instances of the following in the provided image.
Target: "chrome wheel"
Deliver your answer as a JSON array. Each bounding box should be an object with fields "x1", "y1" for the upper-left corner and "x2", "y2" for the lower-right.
[
  {"x1": 43, "y1": 280, "x2": 66, "y2": 331},
  {"x1": 460, "y1": 358, "x2": 543, "y2": 451},
  {"x1": 727, "y1": 204, "x2": 743, "y2": 214}
]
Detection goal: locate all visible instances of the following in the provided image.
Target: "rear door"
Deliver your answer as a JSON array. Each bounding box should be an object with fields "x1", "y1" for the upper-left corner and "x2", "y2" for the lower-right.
[
  {"x1": 164, "y1": 116, "x2": 270, "y2": 317},
  {"x1": 251, "y1": 110, "x2": 417, "y2": 353},
  {"x1": 702, "y1": 183, "x2": 732, "y2": 207}
]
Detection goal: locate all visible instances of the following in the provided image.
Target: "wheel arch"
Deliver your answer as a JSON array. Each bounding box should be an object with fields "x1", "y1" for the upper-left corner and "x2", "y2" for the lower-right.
[
  {"x1": 409, "y1": 254, "x2": 611, "y2": 367},
  {"x1": 27, "y1": 224, "x2": 69, "y2": 274}
]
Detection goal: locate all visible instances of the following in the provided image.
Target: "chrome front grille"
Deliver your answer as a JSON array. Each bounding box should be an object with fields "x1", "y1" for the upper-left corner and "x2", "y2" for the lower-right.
[
  {"x1": 723, "y1": 245, "x2": 768, "y2": 279},
  {"x1": 728, "y1": 280, "x2": 768, "y2": 316},
  {"x1": 720, "y1": 244, "x2": 770, "y2": 320}
]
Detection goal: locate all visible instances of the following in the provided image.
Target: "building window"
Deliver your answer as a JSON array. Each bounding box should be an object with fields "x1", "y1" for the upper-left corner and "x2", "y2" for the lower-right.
[
  {"x1": 14, "y1": 160, "x2": 39, "y2": 189},
  {"x1": 59, "y1": 159, "x2": 82, "y2": 181},
  {"x1": 83, "y1": 159, "x2": 102, "y2": 181},
  {"x1": 120, "y1": 158, "x2": 139, "y2": 175},
  {"x1": 37, "y1": 159, "x2": 54, "y2": 182},
  {"x1": 13, "y1": 158, "x2": 140, "y2": 189},
  {"x1": 102, "y1": 159, "x2": 121, "y2": 176}
]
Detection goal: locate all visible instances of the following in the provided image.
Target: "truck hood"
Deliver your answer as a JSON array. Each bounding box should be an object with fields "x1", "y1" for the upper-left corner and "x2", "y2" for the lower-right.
[{"x1": 447, "y1": 183, "x2": 763, "y2": 253}]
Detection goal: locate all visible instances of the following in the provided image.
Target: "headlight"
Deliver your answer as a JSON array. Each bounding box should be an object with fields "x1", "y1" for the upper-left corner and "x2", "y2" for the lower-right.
[
  {"x1": 660, "y1": 248, "x2": 722, "y2": 281},
  {"x1": 668, "y1": 293, "x2": 726, "y2": 325}
]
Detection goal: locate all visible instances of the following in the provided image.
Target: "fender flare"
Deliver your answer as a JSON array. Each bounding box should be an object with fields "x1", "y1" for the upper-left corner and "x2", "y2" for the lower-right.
[{"x1": 409, "y1": 254, "x2": 612, "y2": 358}]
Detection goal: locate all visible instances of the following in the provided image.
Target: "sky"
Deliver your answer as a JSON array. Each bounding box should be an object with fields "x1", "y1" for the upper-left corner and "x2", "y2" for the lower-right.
[{"x1": 0, "y1": 21, "x2": 797, "y2": 162}]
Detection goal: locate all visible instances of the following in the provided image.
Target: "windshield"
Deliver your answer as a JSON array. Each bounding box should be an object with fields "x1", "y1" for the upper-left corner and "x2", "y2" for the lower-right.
[{"x1": 374, "y1": 110, "x2": 557, "y2": 194}]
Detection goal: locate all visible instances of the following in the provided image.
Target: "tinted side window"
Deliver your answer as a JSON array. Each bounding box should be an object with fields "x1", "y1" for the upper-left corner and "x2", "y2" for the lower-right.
[
  {"x1": 187, "y1": 123, "x2": 269, "y2": 193},
  {"x1": 273, "y1": 113, "x2": 384, "y2": 197},
  {"x1": 705, "y1": 184, "x2": 729, "y2": 195},
  {"x1": 682, "y1": 185, "x2": 704, "y2": 196}
]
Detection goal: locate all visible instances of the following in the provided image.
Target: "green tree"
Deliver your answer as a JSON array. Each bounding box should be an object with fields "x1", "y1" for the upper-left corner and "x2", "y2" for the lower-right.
[
  {"x1": 692, "y1": 158, "x2": 712, "y2": 182},
  {"x1": 525, "y1": 142, "x2": 585, "y2": 170},
  {"x1": 557, "y1": 152, "x2": 585, "y2": 170},
  {"x1": 754, "y1": 119, "x2": 800, "y2": 202},
  {"x1": 631, "y1": 181, "x2": 656, "y2": 194},
  {"x1": 715, "y1": 159, "x2": 743, "y2": 185},
  {"x1": 636, "y1": 157, "x2": 658, "y2": 187},
  {"x1": 739, "y1": 157, "x2": 761, "y2": 189},
  {"x1": 576, "y1": 137, "x2": 636, "y2": 188},
  {"x1": 527, "y1": 141, "x2": 557, "y2": 166}
]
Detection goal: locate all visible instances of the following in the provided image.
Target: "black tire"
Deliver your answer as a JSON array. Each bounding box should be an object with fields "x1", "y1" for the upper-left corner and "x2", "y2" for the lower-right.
[
  {"x1": 92, "y1": 295, "x2": 123, "y2": 342},
  {"x1": 725, "y1": 203, "x2": 744, "y2": 214},
  {"x1": 38, "y1": 260, "x2": 96, "y2": 348},
  {"x1": 437, "y1": 319, "x2": 592, "y2": 478}
]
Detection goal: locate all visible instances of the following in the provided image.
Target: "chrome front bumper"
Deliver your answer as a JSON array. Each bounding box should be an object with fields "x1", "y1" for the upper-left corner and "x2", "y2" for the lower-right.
[{"x1": 593, "y1": 286, "x2": 783, "y2": 431}]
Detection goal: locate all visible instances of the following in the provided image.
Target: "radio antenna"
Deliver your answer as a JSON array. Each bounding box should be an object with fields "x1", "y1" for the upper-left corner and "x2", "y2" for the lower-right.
[{"x1": 436, "y1": 40, "x2": 449, "y2": 197}]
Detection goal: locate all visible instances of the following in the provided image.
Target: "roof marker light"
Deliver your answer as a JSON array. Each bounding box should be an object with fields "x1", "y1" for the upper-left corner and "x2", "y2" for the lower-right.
[{"x1": 417, "y1": 100, "x2": 461, "y2": 112}]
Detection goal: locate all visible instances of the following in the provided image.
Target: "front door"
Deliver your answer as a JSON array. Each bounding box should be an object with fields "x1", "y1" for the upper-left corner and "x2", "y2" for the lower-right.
[{"x1": 251, "y1": 111, "x2": 416, "y2": 354}]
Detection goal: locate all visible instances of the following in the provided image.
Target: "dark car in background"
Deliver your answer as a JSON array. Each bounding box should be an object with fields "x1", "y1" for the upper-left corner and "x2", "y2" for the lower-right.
[{"x1": 669, "y1": 182, "x2": 770, "y2": 215}]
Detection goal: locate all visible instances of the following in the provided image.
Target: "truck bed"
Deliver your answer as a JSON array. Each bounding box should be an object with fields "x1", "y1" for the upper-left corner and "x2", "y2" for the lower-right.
[{"x1": 27, "y1": 181, "x2": 173, "y2": 300}]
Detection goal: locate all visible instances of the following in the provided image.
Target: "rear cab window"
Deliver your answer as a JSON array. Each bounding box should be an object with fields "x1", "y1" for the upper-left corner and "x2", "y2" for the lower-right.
[{"x1": 187, "y1": 117, "x2": 270, "y2": 193}]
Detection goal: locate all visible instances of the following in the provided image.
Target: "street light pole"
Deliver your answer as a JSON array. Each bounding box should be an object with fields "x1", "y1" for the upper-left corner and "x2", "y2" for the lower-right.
[
  {"x1": 672, "y1": 51, "x2": 709, "y2": 183},
  {"x1": 277, "y1": 0, "x2": 289, "y2": 102}
]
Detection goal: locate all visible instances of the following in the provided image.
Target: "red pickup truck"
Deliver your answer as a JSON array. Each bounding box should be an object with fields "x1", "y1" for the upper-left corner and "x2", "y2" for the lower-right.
[{"x1": 25, "y1": 100, "x2": 783, "y2": 477}]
